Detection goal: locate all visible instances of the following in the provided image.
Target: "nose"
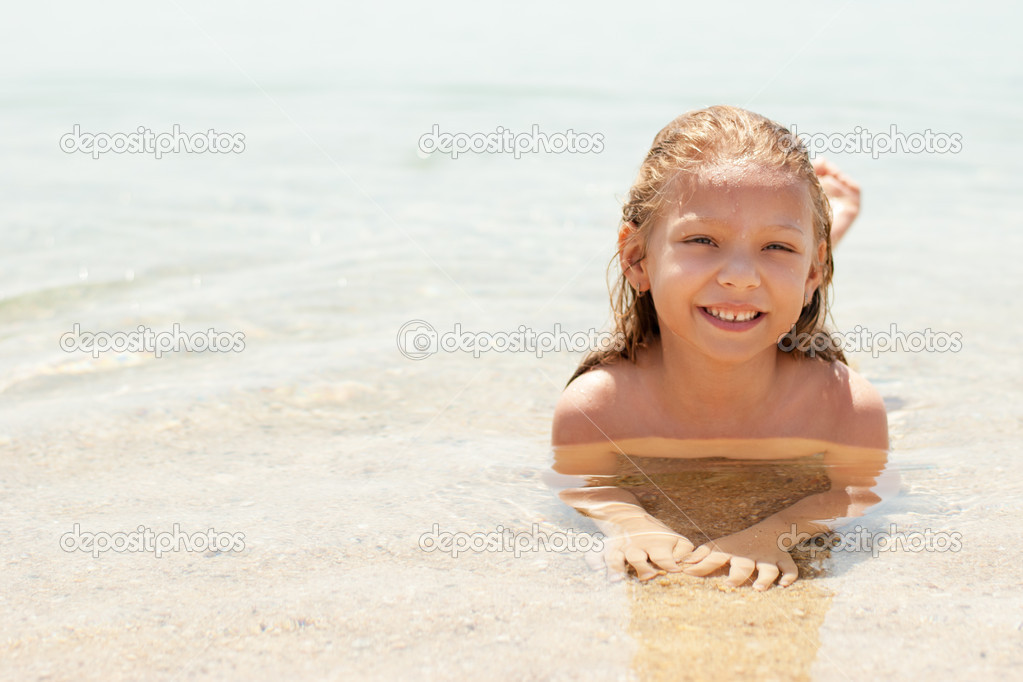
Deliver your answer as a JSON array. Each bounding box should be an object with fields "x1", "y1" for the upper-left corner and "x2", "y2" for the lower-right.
[{"x1": 716, "y1": 248, "x2": 760, "y2": 290}]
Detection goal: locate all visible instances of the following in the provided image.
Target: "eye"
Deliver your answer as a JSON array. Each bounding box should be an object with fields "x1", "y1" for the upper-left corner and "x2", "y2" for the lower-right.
[
  {"x1": 683, "y1": 236, "x2": 715, "y2": 245},
  {"x1": 765, "y1": 243, "x2": 797, "y2": 252}
]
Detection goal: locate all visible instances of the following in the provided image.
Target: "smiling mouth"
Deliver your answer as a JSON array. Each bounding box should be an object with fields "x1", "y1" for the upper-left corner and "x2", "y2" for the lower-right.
[{"x1": 700, "y1": 307, "x2": 764, "y2": 323}]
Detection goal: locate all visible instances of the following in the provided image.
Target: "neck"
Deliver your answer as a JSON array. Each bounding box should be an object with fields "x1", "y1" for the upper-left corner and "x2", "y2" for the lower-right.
[{"x1": 650, "y1": 333, "x2": 784, "y2": 435}]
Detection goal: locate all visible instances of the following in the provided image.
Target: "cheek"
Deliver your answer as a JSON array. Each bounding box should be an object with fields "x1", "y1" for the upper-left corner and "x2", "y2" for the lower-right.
[
  {"x1": 646, "y1": 269, "x2": 694, "y2": 324},
  {"x1": 648, "y1": 262, "x2": 696, "y2": 301},
  {"x1": 648, "y1": 248, "x2": 713, "y2": 284},
  {"x1": 763, "y1": 263, "x2": 812, "y2": 323},
  {"x1": 772, "y1": 261, "x2": 811, "y2": 290}
]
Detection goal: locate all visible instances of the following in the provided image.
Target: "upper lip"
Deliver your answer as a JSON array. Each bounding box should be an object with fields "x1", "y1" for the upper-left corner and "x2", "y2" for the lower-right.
[{"x1": 700, "y1": 303, "x2": 766, "y2": 314}]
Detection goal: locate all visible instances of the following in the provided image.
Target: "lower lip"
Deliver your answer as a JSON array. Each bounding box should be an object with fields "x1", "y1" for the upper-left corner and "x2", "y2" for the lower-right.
[{"x1": 698, "y1": 307, "x2": 766, "y2": 331}]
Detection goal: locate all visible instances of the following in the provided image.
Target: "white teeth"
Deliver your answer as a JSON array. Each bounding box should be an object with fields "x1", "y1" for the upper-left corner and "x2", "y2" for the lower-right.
[{"x1": 706, "y1": 307, "x2": 759, "y2": 322}]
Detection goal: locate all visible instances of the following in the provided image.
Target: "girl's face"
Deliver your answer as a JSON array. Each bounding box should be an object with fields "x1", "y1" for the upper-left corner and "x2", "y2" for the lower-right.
[{"x1": 622, "y1": 162, "x2": 826, "y2": 364}]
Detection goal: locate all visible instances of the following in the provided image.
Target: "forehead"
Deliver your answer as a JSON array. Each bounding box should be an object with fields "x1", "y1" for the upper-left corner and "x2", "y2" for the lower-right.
[
  {"x1": 665, "y1": 162, "x2": 813, "y2": 221},
  {"x1": 697, "y1": 161, "x2": 804, "y2": 190}
]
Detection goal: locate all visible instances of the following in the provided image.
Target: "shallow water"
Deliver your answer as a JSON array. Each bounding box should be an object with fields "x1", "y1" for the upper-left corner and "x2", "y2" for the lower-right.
[{"x1": 2, "y1": 0, "x2": 1022, "y2": 679}]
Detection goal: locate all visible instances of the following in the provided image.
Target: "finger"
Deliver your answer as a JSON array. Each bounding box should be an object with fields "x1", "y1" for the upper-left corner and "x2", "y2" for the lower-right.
[
  {"x1": 778, "y1": 553, "x2": 799, "y2": 588},
  {"x1": 635, "y1": 561, "x2": 666, "y2": 581},
  {"x1": 725, "y1": 557, "x2": 756, "y2": 587},
  {"x1": 682, "y1": 551, "x2": 730, "y2": 576},
  {"x1": 606, "y1": 549, "x2": 627, "y2": 582},
  {"x1": 625, "y1": 547, "x2": 664, "y2": 581},
  {"x1": 683, "y1": 544, "x2": 711, "y2": 564},
  {"x1": 753, "y1": 562, "x2": 781, "y2": 591},
  {"x1": 647, "y1": 548, "x2": 682, "y2": 573},
  {"x1": 672, "y1": 538, "x2": 695, "y2": 562}
]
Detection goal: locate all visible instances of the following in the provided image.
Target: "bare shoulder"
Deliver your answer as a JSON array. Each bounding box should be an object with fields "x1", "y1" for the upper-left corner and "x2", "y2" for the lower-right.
[
  {"x1": 807, "y1": 360, "x2": 889, "y2": 449},
  {"x1": 551, "y1": 362, "x2": 639, "y2": 447}
]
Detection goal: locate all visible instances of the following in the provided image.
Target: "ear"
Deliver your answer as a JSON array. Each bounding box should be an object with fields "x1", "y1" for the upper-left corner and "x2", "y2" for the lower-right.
[
  {"x1": 618, "y1": 222, "x2": 650, "y2": 292},
  {"x1": 804, "y1": 238, "x2": 828, "y2": 301}
]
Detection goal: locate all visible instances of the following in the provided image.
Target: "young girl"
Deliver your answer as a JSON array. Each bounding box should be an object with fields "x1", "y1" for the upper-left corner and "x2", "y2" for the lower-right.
[{"x1": 551, "y1": 106, "x2": 888, "y2": 590}]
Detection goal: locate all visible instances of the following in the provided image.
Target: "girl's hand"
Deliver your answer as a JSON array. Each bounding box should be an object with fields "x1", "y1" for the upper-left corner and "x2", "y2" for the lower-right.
[
  {"x1": 598, "y1": 516, "x2": 695, "y2": 581},
  {"x1": 681, "y1": 525, "x2": 799, "y2": 591},
  {"x1": 813, "y1": 157, "x2": 861, "y2": 246}
]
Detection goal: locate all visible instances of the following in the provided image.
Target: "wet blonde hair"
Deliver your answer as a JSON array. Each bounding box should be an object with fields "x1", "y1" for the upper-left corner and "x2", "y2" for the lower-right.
[{"x1": 569, "y1": 105, "x2": 846, "y2": 386}]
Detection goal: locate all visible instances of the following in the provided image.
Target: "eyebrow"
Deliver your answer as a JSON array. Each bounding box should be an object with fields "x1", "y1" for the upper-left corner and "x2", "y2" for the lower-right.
[{"x1": 673, "y1": 216, "x2": 806, "y2": 234}]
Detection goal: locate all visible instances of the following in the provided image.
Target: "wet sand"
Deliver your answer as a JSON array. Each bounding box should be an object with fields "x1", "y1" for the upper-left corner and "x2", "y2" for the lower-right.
[
  {"x1": 612, "y1": 454, "x2": 833, "y2": 546},
  {"x1": 628, "y1": 575, "x2": 833, "y2": 682},
  {"x1": 612, "y1": 454, "x2": 837, "y2": 681},
  {"x1": 4, "y1": 366, "x2": 1021, "y2": 680}
]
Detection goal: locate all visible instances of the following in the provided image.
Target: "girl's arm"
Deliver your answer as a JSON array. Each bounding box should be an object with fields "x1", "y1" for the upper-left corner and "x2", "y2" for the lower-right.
[
  {"x1": 682, "y1": 445, "x2": 889, "y2": 590},
  {"x1": 557, "y1": 486, "x2": 695, "y2": 581},
  {"x1": 549, "y1": 428, "x2": 695, "y2": 582}
]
